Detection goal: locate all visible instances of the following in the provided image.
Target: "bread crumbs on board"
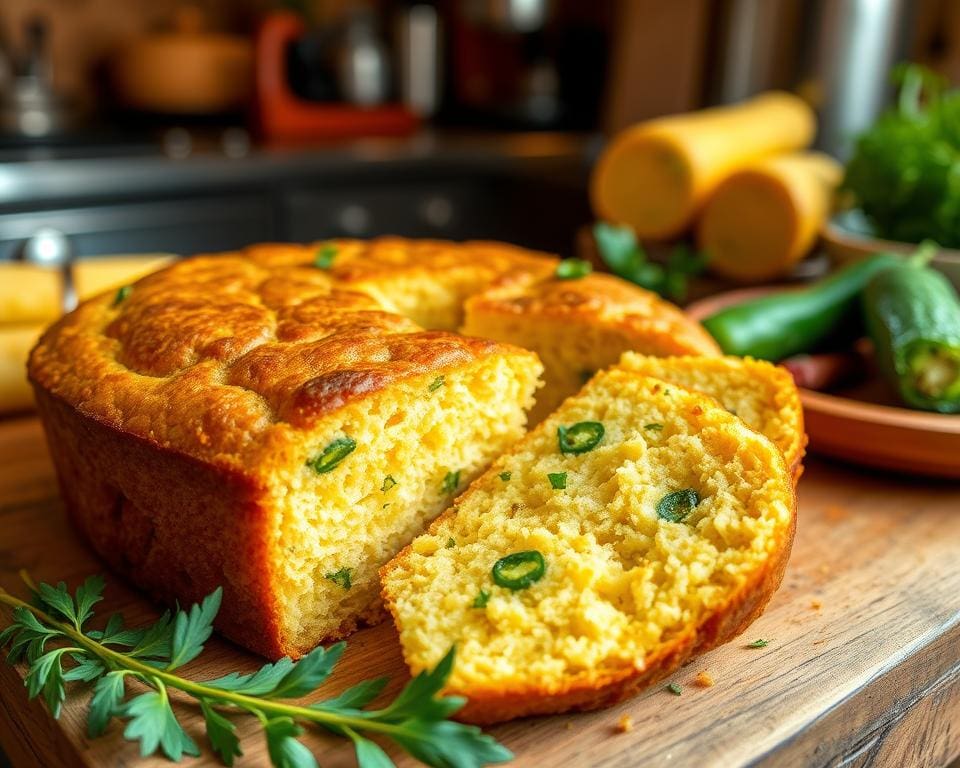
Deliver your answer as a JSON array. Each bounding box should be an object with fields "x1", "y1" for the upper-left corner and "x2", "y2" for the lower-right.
[
  {"x1": 694, "y1": 671, "x2": 715, "y2": 688},
  {"x1": 617, "y1": 714, "x2": 634, "y2": 733},
  {"x1": 810, "y1": 599, "x2": 823, "y2": 610}
]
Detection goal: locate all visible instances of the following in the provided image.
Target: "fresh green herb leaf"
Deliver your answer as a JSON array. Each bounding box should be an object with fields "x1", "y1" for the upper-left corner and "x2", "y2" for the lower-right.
[
  {"x1": 644, "y1": 423, "x2": 663, "y2": 431},
  {"x1": 594, "y1": 222, "x2": 640, "y2": 274},
  {"x1": 26, "y1": 647, "x2": 69, "y2": 718},
  {"x1": 381, "y1": 475, "x2": 397, "y2": 493},
  {"x1": 428, "y1": 375, "x2": 445, "y2": 392},
  {"x1": 201, "y1": 698, "x2": 243, "y2": 766},
  {"x1": 268, "y1": 643, "x2": 345, "y2": 700},
  {"x1": 0, "y1": 574, "x2": 513, "y2": 768},
  {"x1": 311, "y1": 676, "x2": 388, "y2": 710},
  {"x1": 123, "y1": 686, "x2": 200, "y2": 760},
  {"x1": 492, "y1": 551, "x2": 546, "y2": 591},
  {"x1": 557, "y1": 421, "x2": 605, "y2": 454},
  {"x1": 746, "y1": 638, "x2": 770, "y2": 648},
  {"x1": 88, "y1": 670, "x2": 128, "y2": 738},
  {"x1": 350, "y1": 732, "x2": 394, "y2": 768},
  {"x1": 844, "y1": 63, "x2": 960, "y2": 247},
  {"x1": 498, "y1": 471, "x2": 511, "y2": 482},
  {"x1": 656, "y1": 488, "x2": 700, "y2": 523},
  {"x1": 445, "y1": 537, "x2": 456, "y2": 549},
  {"x1": 370, "y1": 646, "x2": 457, "y2": 722},
  {"x1": 593, "y1": 222, "x2": 706, "y2": 300},
  {"x1": 472, "y1": 590, "x2": 490, "y2": 609},
  {"x1": 36, "y1": 581, "x2": 78, "y2": 626},
  {"x1": 665, "y1": 682, "x2": 682, "y2": 696},
  {"x1": 167, "y1": 587, "x2": 221, "y2": 670},
  {"x1": 62, "y1": 654, "x2": 105, "y2": 682},
  {"x1": 264, "y1": 717, "x2": 317, "y2": 768},
  {"x1": 664, "y1": 244, "x2": 709, "y2": 302},
  {"x1": 441, "y1": 470, "x2": 461, "y2": 495},
  {"x1": 324, "y1": 568, "x2": 353, "y2": 591},
  {"x1": 89, "y1": 612, "x2": 145, "y2": 647},
  {"x1": 128, "y1": 610, "x2": 173, "y2": 661},
  {"x1": 306, "y1": 437, "x2": 356, "y2": 475},
  {"x1": 205, "y1": 657, "x2": 296, "y2": 696},
  {"x1": 73, "y1": 576, "x2": 105, "y2": 630},
  {"x1": 548, "y1": 472, "x2": 567, "y2": 490},
  {"x1": 555, "y1": 258, "x2": 593, "y2": 280},
  {"x1": 313, "y1": 245, "x2": 337, "y2": 270},
  {"x1": 112, "y1": 285, "x2": 132, "y2": 307}
]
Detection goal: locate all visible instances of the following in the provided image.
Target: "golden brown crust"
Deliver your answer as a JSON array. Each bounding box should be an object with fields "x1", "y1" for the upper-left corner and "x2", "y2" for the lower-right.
[
  {"x1": 28, "y1": 241, "x2": 541, "y2": 467},
  {"x1": 465, "y1": 272, "x2": 721, "y2": 357},
  {"x1": 32, "y1": 387, "x2": 290, "y2": 658}
]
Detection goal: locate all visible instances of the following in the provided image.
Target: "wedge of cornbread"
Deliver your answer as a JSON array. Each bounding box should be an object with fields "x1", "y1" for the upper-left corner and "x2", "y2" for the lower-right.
[
  {"x1": 617, "y1": 353, "x2": 806, "y2": 477},
  {"x1": 461, "y1": 272, "x2": 721, "y2": 423},
  {"x1": 29, "y1": 244, "x2": 544, "y2": 658},
  {"x1": 381, "y1": 368, "x2": 796, "y2": 723}
]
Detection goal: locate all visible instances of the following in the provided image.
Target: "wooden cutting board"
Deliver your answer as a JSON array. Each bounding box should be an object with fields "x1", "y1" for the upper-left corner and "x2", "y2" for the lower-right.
[{"x1": 1, "y1": 416, "x2": 959, "y2": 768}]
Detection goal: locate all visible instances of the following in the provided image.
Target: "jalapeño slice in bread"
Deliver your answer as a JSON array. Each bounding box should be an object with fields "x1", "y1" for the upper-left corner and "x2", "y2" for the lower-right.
[{"x1": 381, "y1": 367, "x2": 796, "y2": 723}]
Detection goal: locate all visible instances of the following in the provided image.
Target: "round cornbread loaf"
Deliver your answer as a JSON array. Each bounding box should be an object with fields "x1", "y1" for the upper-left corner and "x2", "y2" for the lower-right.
[
  {"x1": 462, "y1": 272, "x2": 721, "y2": 423},
  {"x1": 28, "y1": 238, "x2": 718, "y2": 660},
  {"x1": 381, "y1": 368, "x2": 797, "y2": 723},
  {"x1": 617, "y1": 353, "x2": 806, "y2": 477},
  {"x1": 28, "y1": 240, "x2": 550, "y2": 658}
]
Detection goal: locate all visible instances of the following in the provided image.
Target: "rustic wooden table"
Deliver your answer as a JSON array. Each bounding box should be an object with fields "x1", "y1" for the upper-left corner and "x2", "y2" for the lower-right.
[{"x1": 0, "y1": 416, "x2": 958, "y2": 768}]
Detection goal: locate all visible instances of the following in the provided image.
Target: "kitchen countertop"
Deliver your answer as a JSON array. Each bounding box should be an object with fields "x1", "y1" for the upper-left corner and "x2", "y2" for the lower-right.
[
  {"x1": 1, "y1": 416, "x2": 958, "y2": 767},
  {"x1": 0, "y1": 131, "x2": 596, "y2": 209}
]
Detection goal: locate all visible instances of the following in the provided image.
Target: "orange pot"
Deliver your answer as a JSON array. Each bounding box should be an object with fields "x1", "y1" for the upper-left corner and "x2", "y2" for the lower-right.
[{"x1": 111, "y1": 7, "x2": 252, "y2": 114}]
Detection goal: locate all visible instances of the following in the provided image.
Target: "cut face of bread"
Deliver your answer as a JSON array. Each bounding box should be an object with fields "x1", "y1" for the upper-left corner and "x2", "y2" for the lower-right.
[
  {"x1": 272, "y1": 355, "x2": 542, "y2": 655},
  {"x1": 617, "y1": 353, "x2": 806, "y2": 476},
  {"x1": 381, "y1": 368, "x2": 796, "y2": 723},
  {"x1": 462, "y1": 272, "x2": 721, "y2": 423}
]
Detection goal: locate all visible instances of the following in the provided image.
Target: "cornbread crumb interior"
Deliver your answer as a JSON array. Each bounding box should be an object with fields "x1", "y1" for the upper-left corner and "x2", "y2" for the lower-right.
[
  {"x1": 272, "y1": 356, "x2": 538, "y2": 651},
  {"x1": 616, "y1": 353, "x2": 805, "y2": 473},
  {"x1": 381, "y1": 368, "x2": 794, "y2": 721},
  {"x1": 462, "y1": 273, "x2": 721, "y2": 423}
]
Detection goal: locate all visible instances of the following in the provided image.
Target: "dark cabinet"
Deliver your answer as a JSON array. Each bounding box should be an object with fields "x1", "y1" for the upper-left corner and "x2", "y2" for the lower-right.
[{"x1": 0, "y1": 197, "x2": 274, "y2": 261}]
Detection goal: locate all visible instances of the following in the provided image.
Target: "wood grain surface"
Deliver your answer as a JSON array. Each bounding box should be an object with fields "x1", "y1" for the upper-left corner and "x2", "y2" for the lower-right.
[{"x1": 1, "y1": 416, "x2": 959, "y2": 768}]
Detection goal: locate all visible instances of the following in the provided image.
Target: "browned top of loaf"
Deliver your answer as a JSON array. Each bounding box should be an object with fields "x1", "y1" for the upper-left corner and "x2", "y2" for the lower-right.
[
  {"x1": 467, "y1": 272, "x2": 721, "y2": 355},
  {"x1": 27, "y1": 239, "x2": 549, "y2": 471}
]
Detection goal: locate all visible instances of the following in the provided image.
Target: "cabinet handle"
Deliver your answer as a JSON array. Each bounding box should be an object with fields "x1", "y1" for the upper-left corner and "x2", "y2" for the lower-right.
[
  {"x1": 337, "y1": 204, "x2": 372, "y2": 235},
  {"x1": 420, "y1": 196, "x2": 454, "y2": 229}
]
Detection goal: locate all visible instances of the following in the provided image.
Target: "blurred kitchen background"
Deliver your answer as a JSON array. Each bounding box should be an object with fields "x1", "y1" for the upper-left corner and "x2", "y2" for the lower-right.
[{"x1": 0, "y1": 0, "x2": 957, "y2": 262}]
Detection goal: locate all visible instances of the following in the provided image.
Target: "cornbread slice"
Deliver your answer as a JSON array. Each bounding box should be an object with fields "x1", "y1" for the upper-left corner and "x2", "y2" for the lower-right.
[
  {"x1": 30, "y1": 248, "x2": 542, "y2": 659},
  {"x1": 462, "y1": 272, "x2": 721, "y2": 423},
  {"x1": 381, "y1": 369, "x2": 796, "y2": 723},
  {"x1": 617, "y1": 353, "x2": 806, "y2": 476}
]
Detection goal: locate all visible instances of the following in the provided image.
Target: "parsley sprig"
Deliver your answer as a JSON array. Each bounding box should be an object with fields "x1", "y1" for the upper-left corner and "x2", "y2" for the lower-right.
[
  {"x1": 594, "y1": 222, "x2": 707, "y2": 302},
  {"x1": 0, "y1": 572, "x2": 512, "y2": 768}
]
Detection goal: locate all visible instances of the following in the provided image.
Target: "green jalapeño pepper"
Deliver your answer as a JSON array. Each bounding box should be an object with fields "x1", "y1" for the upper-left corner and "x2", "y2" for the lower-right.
[
  {"x1": 863, "y1": 257, "x2": 960, "y2": 413},
  {"x1": 702, "y1": 252, "x2": 902, "y2": 361}
]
